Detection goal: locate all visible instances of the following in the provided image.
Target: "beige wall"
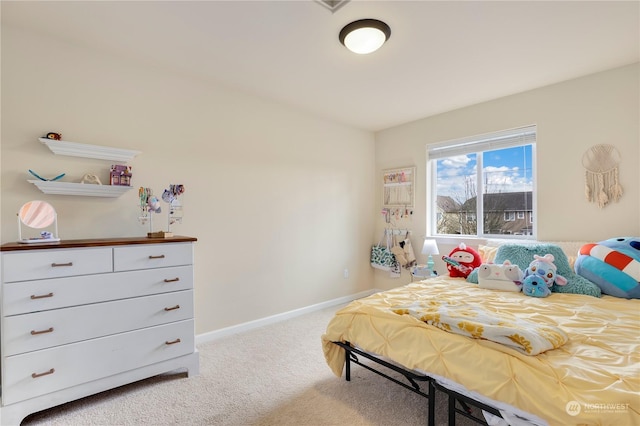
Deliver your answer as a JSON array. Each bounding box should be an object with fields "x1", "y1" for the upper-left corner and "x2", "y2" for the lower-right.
[
  {"x1": 1, "y1": 25, "x2": 376, "y2": 334},
  {"x1": 3, "y1": 24, "x2": 638, "y2": 331},
  {"x1": 374, "y1": 63, "x2": 640, "y2": 290}
]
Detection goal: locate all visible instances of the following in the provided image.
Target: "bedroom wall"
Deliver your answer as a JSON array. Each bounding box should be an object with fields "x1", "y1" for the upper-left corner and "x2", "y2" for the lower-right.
[
  {"x1": 0, "y1": 25, "x2": 376, "y2": 334},
  {"x1": 373, "y1": 63, "x2": 640, "y2": 290}
]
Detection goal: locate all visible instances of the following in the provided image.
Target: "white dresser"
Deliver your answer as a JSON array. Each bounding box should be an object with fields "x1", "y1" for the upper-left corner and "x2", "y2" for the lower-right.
[{"x1": 0, "y1": 236, "x2": 199, "y2": 425}]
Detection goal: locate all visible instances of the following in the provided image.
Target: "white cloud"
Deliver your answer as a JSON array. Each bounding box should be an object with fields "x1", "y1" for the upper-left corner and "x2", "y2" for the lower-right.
[{"x1": 441, "y1": 155, "x2": 471, "y2": 168}]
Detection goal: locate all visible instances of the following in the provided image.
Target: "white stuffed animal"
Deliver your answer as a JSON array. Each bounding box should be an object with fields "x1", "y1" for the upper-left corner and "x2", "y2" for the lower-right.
[{"x1": 478, "y1": 260, "x2": 524, "y2": 292}]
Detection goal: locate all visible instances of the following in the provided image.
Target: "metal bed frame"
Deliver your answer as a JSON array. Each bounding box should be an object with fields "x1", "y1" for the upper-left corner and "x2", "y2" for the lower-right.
[{"x1": 333, "y1": 341, "x2": 505, "y2": 426}]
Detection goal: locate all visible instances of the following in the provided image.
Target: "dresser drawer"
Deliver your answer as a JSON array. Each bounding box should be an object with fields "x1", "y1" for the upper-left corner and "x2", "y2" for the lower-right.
[
  {"x1": 2, "y1": 248, "x2": 112, "y2": 283},
  {"x1": 4, "y1": 290, "x2": 194, "y2": 356},
  {"x1": 113, "y1": 243, "x2": 193, "y2": 271},
  {"x1": 2, "y1": 319, "x2": 195, "y2": 405},
  {"x1": 3, "y1": 266, "x2": 194, "y2": 316}
]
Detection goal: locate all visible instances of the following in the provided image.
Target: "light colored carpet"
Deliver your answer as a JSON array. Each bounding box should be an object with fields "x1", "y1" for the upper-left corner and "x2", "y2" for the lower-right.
[{"x1": 22, "y1": 304, "x2": 482, "y2": 425}]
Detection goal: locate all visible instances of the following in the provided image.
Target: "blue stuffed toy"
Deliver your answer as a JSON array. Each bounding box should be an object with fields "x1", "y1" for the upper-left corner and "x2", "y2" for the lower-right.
[
  {"x1": 523, "y1": 254, "x2": 567, "y2": 288},
  {"x1": 523, "y1": 275, "x2": 551, "y2": 297},
  {"x1": 574, "y1": 237, "x2": 640, "y2": 299}
]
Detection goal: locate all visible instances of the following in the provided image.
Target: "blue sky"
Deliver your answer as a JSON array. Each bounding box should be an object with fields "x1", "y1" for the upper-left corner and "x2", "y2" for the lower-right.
[{"x1": 436, "y1": 145, "x2": 533, "y2": 200}]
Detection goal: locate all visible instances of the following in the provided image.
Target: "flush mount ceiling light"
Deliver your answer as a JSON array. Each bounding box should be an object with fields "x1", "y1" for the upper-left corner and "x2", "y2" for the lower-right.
[{"x1": 339, "y1": 19, "x2": 391, "y2": 54}]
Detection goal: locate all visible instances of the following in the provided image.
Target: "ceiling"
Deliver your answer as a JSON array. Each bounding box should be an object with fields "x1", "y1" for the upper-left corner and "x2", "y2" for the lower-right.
[{"x1": 2, "y1": 1, "x2": 639, "y2": 131}]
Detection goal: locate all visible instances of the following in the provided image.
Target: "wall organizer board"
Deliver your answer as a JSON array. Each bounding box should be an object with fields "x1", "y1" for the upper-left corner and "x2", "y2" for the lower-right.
[{"x1": 382, "y1": 167, "x2": 415, "y2": 207}]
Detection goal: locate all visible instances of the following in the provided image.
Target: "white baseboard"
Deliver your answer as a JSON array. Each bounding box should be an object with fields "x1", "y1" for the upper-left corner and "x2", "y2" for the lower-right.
[{"x1": 195, "y1": 289, "x2": 379, "y2": 345}]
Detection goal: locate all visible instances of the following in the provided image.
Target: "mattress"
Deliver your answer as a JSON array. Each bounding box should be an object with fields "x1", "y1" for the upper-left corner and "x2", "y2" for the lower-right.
[{"x1": 321, "y1": 277, "x2": 640, "y2": 426}]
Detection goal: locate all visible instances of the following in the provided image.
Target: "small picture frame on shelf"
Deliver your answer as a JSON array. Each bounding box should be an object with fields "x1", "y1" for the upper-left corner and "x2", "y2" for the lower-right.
[{"x1": 110, "y1": 164, "x2": 132, "y2": 186}]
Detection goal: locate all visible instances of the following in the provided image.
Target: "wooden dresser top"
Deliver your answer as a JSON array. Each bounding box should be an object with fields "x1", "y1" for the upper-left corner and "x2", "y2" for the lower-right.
[{"x1": 1, "y1": 236, "x2": 197, "y2": 252}]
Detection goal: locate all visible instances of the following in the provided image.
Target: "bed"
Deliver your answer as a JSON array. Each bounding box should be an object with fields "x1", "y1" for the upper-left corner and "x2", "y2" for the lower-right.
[{"x1": 321, "y1": 242, "x2": 640, "y2": 426}]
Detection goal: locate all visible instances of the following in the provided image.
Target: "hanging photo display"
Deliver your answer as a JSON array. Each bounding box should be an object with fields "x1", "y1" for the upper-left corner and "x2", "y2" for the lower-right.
[{"x1": 382, "y1": 166, "x2": 415, "y2": 207}]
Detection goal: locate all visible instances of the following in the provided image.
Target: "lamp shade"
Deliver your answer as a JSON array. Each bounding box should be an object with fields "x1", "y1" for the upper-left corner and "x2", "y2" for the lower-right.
[
  {"x1": 421, "y1": 239, "x2": 439, "y2": 255},
  {"x1": 339, "y1": 19, "x2": 391, "y2": 54}
]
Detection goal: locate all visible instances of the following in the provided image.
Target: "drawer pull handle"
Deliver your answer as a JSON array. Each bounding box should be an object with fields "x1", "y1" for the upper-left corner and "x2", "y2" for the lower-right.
[
  {"x1": 149, "y1": 255, "x2": 166, "y2": 259},
  {"x1": 32, "y1": 368, "x2": 55, "y2": 378},
  {"x1": 51, "y1": 262, "x2": 73, "y2": 267},
  {"x1": 31, "y1": 292, "x2": 54, "y2": 300},
  {"x1": 165, "y1": 338, "x2": 181, "y2": 345},
  {"x1": 164, "y1": 277, "x2": 180, "y2": 283},
  {"x1": 31, "y1": 327, "x2": 54, "y2": 335},
  {"x1": 164, "y1": 305, "x2": 180, "y2": 311}
]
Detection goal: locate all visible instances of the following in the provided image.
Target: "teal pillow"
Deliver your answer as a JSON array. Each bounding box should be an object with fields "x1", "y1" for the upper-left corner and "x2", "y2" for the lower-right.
[{"x1": 493, "y1": 244, "x2": 601, "y2": 297}]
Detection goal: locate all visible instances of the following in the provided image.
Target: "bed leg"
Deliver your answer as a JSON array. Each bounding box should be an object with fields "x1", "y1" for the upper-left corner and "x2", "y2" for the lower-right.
[
  {"x1": 448, "y1": 393, "x2": 456, "y2": 426},
  {"x1": 428, "y1": 380, "x2": 436, "y2": 426},
  {"x1": 344, "y1": 343, "x2": 351, "y2": 382}
]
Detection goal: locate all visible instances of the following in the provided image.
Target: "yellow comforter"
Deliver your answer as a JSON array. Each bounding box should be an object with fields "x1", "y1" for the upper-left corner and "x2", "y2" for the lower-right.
[{"x1": 322, "y1": 278, "x2": 640, "y2": 426}]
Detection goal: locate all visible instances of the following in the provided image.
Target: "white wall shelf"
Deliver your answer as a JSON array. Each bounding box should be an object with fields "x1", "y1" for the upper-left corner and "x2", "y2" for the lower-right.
[
  {"x1": 28, "y1": 180, "x2": 134, "y2": 197},
  {"x1": 39, "y1": 138, "x2": 141, "y2": 162}
]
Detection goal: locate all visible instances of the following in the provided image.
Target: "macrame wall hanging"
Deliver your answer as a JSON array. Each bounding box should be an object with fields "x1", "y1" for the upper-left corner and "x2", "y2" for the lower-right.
[{"x1": 582, "y1": 144, "x2": 623, "y2": 208}]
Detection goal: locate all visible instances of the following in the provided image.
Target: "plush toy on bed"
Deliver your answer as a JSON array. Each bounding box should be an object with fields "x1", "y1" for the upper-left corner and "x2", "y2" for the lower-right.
[
  {"x1": 574, "y1": 237, "x2": 640, "y2": 299},
  {"x1": 443, "y1": 243, "x2": 482, "y2": 278},
  {"x1": 477, "y1": 261, "x2": 524, "y2": 292},
  {"x1": 523, "y1": 254, "x2": 567, "y2": 288},
  {"x1": 522, "y1": 275, "x2": 551, "y2": 297}
]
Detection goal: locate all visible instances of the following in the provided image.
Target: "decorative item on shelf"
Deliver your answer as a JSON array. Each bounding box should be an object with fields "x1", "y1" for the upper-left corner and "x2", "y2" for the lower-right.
[
  {"x1": 139, "y1": 187, "x2": 175, "y2": 238},
  {"x1": 44, "y1": 132, "x2": 62, "y2": 140},
  {"x1": 110, "y1": 164, "x2": 132, "y2": 186},
  {"x1": 81, "y1": 173, "x2": 102, "y2": 185},
  {"x1": 16, "y1": 200, "x2": 61, "y2": 243},
  {"x1": 138, "y1": 187, "x2": 156, "y2": 229},
  {"x1": 147, "y1": 196, "x2": 161, "y2": 213},
  {"x1": 28, "y1": 169, "x2": 65, "y2": 182},
  {"x1": 162, "y1": 184, "x2": 185, "y2": 234}
]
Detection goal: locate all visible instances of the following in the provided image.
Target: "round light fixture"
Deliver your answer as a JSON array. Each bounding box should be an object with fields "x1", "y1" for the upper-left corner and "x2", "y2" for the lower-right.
[{"x1": 339, "y1": 19, "x2": 391, "y2": 55}]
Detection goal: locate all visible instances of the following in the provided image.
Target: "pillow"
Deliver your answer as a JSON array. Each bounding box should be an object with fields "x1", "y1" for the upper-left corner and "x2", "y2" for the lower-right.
[
  {"x1": 477, "y1": 261, "x2": 524, "y2": 292},
  {"x1": 468, "y1": 243, "x2": 526, "y2": 284},
  {"x1": 478, "y1": 245, "x2": 499, "y2": 263},
  {"x1": 492, "y1": 244, "x2": 601, "y2": 297},
  {"x1": 574, "y1": 237, "x2": 640, "y2": 299}
]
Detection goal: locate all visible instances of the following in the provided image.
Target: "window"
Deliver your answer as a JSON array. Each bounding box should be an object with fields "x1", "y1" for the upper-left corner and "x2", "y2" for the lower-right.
[
  {"x1": 504, "y1": 212, "x2": 516, "y2": 221},
  {"x1": 427, "y1": 125, "x2": 536, "y2": 238}
]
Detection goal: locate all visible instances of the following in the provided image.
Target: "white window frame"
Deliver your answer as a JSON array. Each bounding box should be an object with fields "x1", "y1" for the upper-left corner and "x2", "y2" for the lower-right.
[{"x1": 426, "y1": 125, "x2": 537, "y2": 239}]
